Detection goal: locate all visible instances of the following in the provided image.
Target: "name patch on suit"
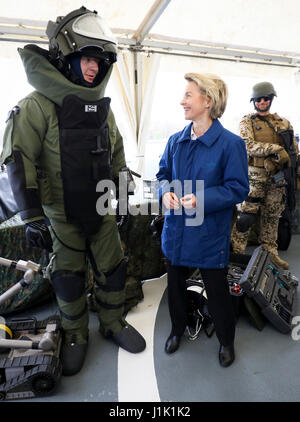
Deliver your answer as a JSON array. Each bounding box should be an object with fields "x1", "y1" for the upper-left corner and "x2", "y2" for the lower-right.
[{"x1": 85, "y1": 105, "x2": 97, "y2": 112}]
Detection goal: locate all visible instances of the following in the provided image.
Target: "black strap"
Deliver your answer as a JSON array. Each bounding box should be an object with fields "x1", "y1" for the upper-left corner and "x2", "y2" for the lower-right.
[
  {"x1": 255, "y1": 114, "x2": 278, "y2": 131},
  {"x1": 59, "y1": 303, "x2": 88, "y2": 321},
  {"x1": 245, "y1": 196, "x2": 261, "y2": 203},
  {"x1": 94, "y1": 296, "x2": 123, "y2": 310}
]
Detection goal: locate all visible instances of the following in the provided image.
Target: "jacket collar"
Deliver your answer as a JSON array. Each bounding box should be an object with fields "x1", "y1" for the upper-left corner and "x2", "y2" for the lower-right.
[
  {"x1": 177, "y1": 119, "x2": 223, "y2": 147},
  {"x1": 18, "y1": 46, "x2": 112, "y2": 107}
]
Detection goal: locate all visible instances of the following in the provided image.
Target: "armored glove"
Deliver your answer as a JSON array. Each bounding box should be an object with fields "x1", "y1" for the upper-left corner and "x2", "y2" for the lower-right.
[
  {"x1": 115, "y1": 167, "x2": 140, "y2": 229},
  {"x1": 25, "y1": 219, "x2": 53, "y2": 252}
]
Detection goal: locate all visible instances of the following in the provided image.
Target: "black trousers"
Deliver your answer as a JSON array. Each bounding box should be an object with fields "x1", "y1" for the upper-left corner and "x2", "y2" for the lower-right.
[{"x1": 166, "y1": 262, "x2": 235, "y2": 346}]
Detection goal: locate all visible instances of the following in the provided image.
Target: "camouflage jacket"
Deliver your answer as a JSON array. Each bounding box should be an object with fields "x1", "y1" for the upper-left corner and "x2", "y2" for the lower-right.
[{"x1": 239, "y1": 112, "x2": 297, "y2": 158}]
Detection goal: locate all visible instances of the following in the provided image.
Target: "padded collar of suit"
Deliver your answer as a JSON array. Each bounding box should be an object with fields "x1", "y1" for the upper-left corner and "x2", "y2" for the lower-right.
[
  {"x1": 18, "y1": 46, "x2": 112, "y2": 107},
  {"x1": 176, "y1": 119, "x2": 224, "y2": 147}
]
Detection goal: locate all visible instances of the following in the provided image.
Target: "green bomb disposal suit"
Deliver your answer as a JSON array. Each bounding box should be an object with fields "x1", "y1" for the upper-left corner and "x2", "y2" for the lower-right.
[{"x1": 1, "y1": 45, "x2": 129, "y2": 340}]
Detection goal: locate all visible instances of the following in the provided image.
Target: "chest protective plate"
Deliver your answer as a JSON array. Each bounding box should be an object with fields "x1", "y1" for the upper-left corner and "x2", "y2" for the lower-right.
[{"x1": 56, "y1": 94, "x2": 112, "y2": 232}]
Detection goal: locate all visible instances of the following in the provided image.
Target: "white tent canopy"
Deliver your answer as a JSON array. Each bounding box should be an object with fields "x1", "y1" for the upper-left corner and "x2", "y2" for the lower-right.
[
  {"x1": 2, "y1": 0, "x2": 300, "y2": 61},
  {"x1": 1, "y1": 0, "x2": 300, "y2": 184}
]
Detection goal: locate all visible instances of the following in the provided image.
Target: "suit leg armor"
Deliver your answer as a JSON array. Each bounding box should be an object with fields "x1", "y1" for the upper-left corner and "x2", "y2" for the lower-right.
[
  {"x1": 92, "y1": 259, "x2": 127, "y2": 335},
  {"x1": 91, "y1": 259, "x2": 146, "y2": 353},
  {"x1": 88, "y1": 215, "x2": 145, "y2": 352},
  {"x1": 51, "y1": 271, "x2": 89, "y2": 375},
  {"x1": 49, "y1": 220, "x2": 90, "y2": 376},
  {"x1": 51, "y1": 271, "x2": 89, "y2": 339}
]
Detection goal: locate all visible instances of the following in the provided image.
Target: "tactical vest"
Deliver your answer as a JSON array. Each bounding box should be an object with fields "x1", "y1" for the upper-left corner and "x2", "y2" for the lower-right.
[
  {"x1": 250, "y1": 114, "x2": 288, "y2": 146},
  {"x1": 56, "y1": 95, "x2": 112, "y2": 234}
]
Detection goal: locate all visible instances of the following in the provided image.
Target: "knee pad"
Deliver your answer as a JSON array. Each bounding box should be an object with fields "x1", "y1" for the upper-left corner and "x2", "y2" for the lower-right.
[
  {"x1": 52, "y1": 271, "x2": 85, "y2": 302},
  {"x1": 236, "y1": 212, "x2": 256, "y2": 233}
]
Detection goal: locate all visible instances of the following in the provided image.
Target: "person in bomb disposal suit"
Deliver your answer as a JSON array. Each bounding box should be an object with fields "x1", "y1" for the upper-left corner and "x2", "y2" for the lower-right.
[
  {"x1": 0, "y1": 6, "x2": 146, "y2": 376},
  {"x1": 231, "y1": 82, "x2": 299, "y2": 269}
]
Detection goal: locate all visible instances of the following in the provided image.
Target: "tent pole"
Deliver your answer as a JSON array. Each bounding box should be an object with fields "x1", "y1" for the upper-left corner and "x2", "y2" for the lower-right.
[{"x1": 132, "y1": 0, "x2": 172, "y2": 44}]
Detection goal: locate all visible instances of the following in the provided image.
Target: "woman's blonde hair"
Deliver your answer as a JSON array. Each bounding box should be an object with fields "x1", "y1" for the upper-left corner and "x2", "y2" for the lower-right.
[{"x1": 184, "y1": 73, "x2": 228, "y2": 119}]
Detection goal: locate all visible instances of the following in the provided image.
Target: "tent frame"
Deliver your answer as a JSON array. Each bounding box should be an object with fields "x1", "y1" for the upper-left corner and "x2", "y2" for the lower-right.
[{"x1": 1, "y1": 0, "x2": 300, "y2": 68}]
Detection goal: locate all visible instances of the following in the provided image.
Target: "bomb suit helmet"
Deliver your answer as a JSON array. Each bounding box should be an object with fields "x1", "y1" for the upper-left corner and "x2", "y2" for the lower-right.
[
  {"x1": 46, "y1": 6, "x2": 117, "y2": 60},
  {"x1": 46, "y1": 6, "x2": 117, "y2": 85}
]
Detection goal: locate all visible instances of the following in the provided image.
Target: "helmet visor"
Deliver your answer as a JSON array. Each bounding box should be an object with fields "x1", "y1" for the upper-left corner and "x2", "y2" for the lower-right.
[{"x1": 72, "y1": 13, "x2": 117, "y2": 45}]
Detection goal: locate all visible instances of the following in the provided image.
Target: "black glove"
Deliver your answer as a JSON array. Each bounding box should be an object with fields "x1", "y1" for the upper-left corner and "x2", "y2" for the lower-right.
[
  {"x1": 116, "y1": 199, "x2": 129, "y2": 229},
  {"x1": 25, "y1": 219, "x2": 53, "y2": 252},
  {"x1": 150, "y1": 215, "x2": 165, "y2": 245}
]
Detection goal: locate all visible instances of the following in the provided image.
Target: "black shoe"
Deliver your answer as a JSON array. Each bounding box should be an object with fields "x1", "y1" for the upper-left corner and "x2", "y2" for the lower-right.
[
  {"x1": 165, "y1": 335, "x2": 181, "y2": 354},
  {"x1": 111, "y1": 324, "x2": 146, "y2": 353},
  {"x1": 60, "y1": 333, "x2": 88, "y2": 376},
  {"x1": 219, "y1": 344, "x2": 235, "y2": 368}
]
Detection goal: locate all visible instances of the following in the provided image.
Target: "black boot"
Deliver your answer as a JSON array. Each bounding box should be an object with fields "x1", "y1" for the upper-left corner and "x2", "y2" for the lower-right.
[
  {"x1": 165, "y1": 334, "x2": 181, "y2": 354},
  {"x1": 95, "y1": 260, "x2": 146, "y2": 354},
  {"x1": 60, "y1": 332, "x2": 88, "y2": 376},
  {"x1": 52, "y1": 271, "x2": 89, "y2": 376},
  {"x1": 219, "y1": 344, "x2": 235, "y2": 368},
  {"x1": 110, "y1": 324, "x2": 146, "y2": 353}
]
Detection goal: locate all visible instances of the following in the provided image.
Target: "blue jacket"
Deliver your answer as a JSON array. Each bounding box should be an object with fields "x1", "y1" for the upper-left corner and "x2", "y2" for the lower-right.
[{"x1": 156, "y1": 119, "x2": 249, "y2": 268}]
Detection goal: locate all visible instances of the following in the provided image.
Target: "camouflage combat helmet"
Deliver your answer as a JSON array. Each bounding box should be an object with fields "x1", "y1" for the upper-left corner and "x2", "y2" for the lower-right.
[{"x1": 250, "y1": 82, "x2": 277, "y2": 102}]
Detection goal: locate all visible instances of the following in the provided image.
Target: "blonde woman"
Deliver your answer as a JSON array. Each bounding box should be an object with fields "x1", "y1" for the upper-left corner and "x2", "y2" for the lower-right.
[{"x1": 156, "y1": 73, "x2": 249, "y2": 367}]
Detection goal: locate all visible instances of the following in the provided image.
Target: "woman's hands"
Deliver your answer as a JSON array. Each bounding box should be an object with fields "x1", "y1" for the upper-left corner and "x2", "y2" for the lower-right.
[
  {"x1": 162, "y1": 192, "x2": 180, "y2": 209},
  {"x1": 180, "y1": 193, "x2": 197, "y2": 209},
  {"x1": 162, "y1": 192, "x2": 197, "y2": 209}
]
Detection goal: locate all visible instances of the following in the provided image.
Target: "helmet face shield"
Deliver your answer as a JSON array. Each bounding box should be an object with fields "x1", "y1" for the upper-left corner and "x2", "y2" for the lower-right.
[
  {"x1": 46, "y1": 7, "x2": 117, "y2": 60},
  {"x1": 72, "y1": 13, "x2": 117, "y2": 45}
]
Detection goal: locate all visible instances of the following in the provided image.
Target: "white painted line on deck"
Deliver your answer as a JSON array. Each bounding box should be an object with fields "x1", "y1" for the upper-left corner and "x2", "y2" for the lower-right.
[{"x1": 117, "y1": 274, "x2": 167, "y2": 402}]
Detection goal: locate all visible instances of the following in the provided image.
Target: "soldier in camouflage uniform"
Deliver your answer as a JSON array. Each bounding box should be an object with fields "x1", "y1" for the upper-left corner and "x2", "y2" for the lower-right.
[{"x1": 231, "y1": 82, "x2": 298, "y2": 270}]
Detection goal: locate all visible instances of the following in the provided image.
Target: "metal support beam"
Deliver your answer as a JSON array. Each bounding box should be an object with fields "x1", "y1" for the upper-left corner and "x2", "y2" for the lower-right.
[
  {"x1": 140, "y1": 39, "x2": 300, "y2": 66},
  {"x1": 0, "y1": 17, "x2": 47, "y2": 27},
  {"x1": 141, "y1": 49, "x2": 299, "y2": 69},
  {"x1": 132, "y1": 0, "x2": 171, "y2": 44},
  {"x1": 133, "y1": 52, "x2": 143, "y2": 140},
  {"x1": 1, "y1": 15, "x2": 300, "y2": 66},
  {"x1": 0, "y1": 25, "x2": 46, "y2": 37}
]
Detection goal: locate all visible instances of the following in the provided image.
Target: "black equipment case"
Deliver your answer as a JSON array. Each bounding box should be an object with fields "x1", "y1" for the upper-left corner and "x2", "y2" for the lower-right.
[
  {"x1": 185, "y1": 246, "x2": 298, "y2": 336},
  {"x1": 238, "y1": 246, "x2": 298, "y2": 334}
]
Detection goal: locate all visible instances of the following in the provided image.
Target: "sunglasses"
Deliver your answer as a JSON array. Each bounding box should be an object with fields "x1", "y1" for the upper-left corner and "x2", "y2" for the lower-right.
[{"x1": 254, "y1": 96, "x2": 272, "y2": 103}]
